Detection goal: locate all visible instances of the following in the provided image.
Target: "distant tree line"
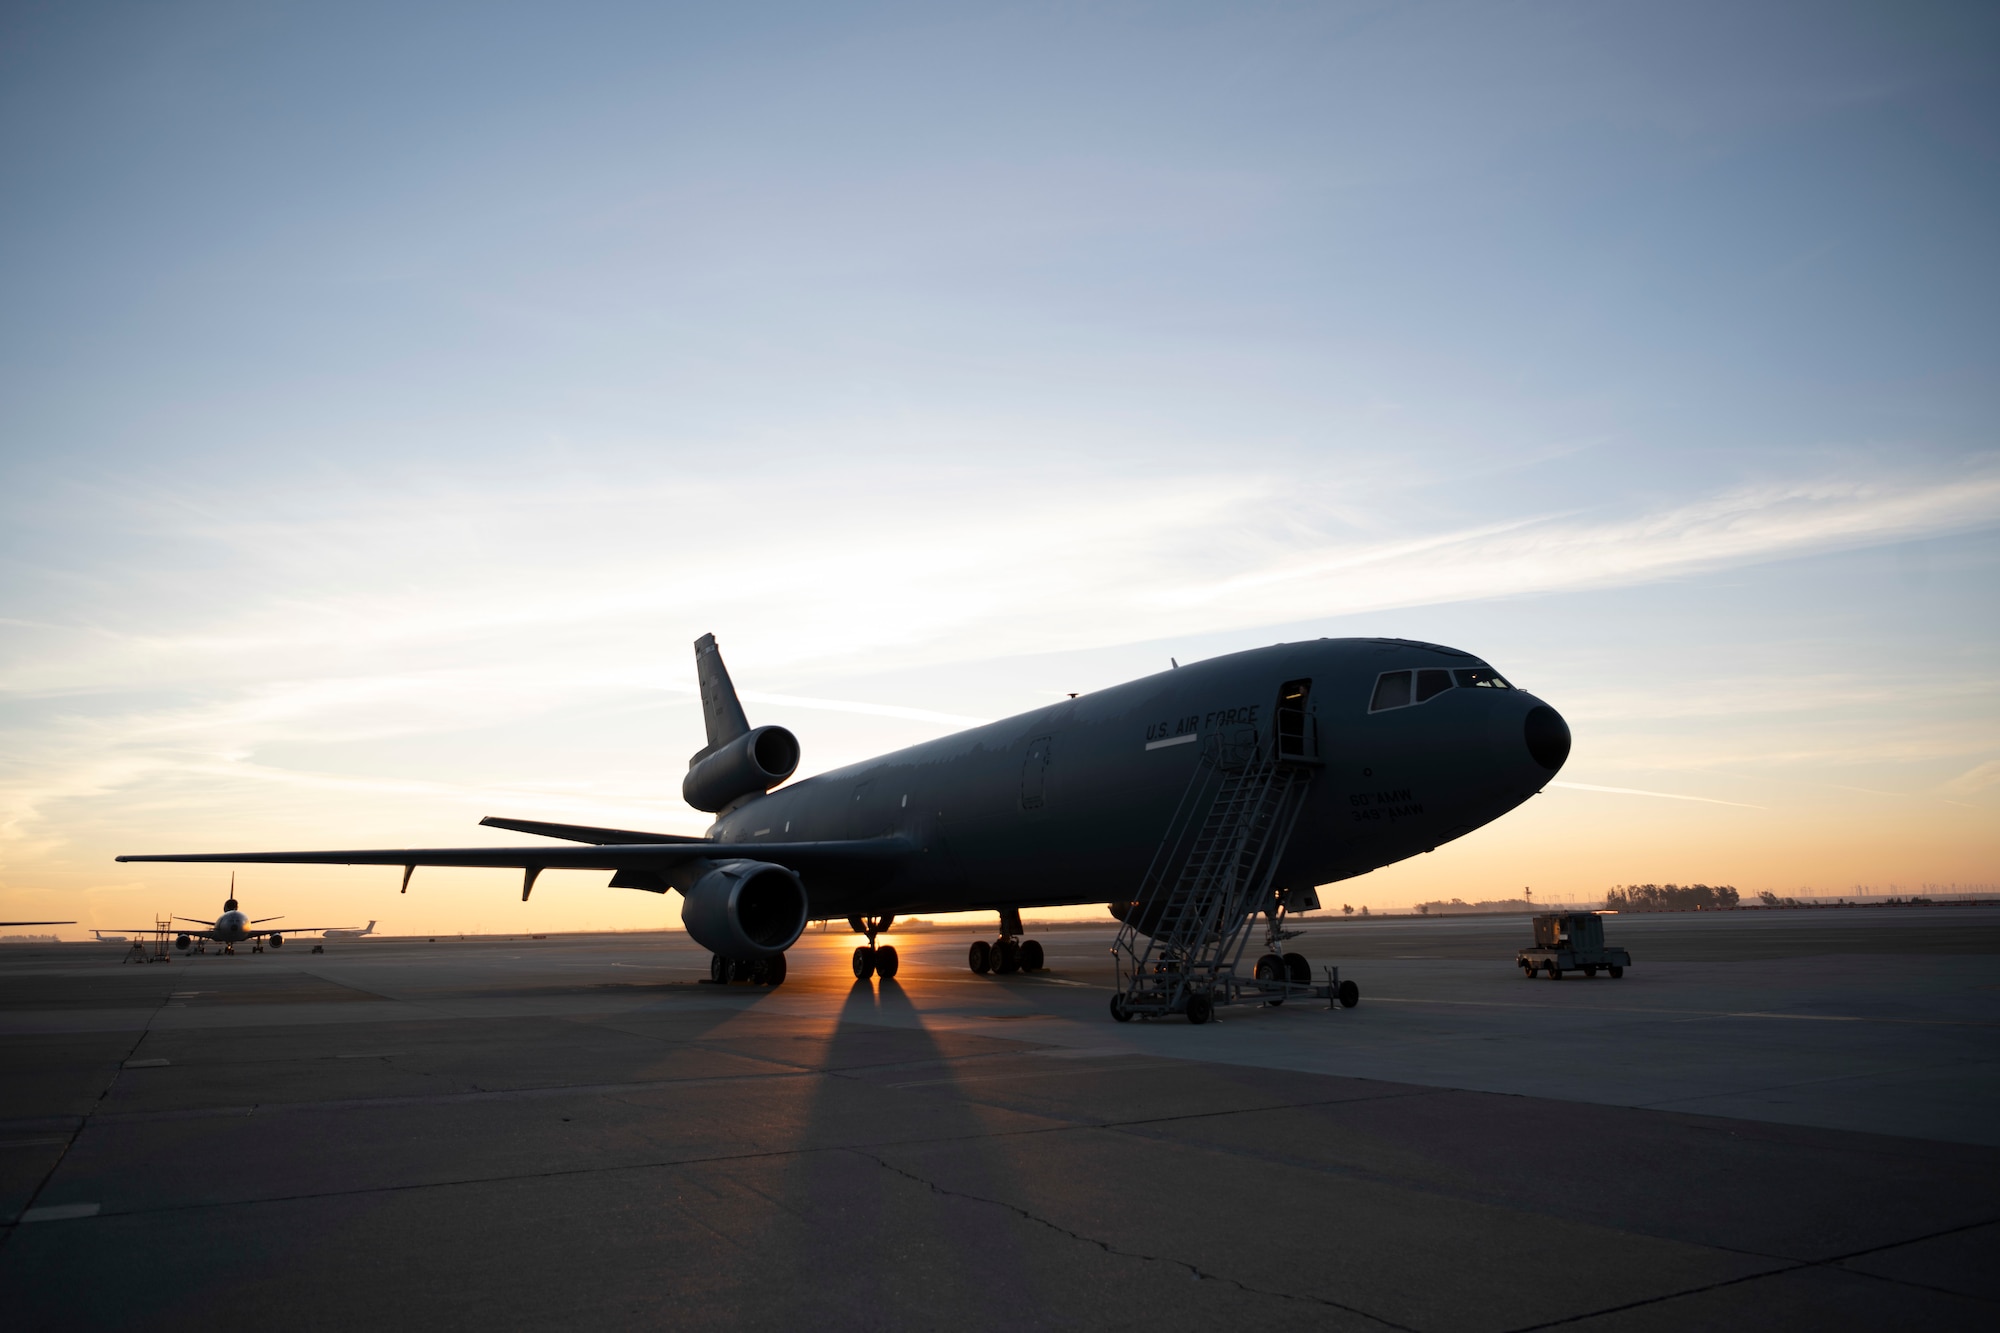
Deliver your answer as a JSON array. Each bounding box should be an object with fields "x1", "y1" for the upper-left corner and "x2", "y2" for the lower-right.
[
  {"x1": 1415, "y1": 897, "x2": 1536, "y2": 915},
  {"x1": 1604, "y1": 883, "x2": 1739, "y2": 912}
]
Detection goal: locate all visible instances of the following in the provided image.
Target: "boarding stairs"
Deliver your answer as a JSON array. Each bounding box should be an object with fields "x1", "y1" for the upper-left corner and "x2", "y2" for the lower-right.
[{"x1": 1112, "y1": 705, "x2": 1337, "y2": 1020}]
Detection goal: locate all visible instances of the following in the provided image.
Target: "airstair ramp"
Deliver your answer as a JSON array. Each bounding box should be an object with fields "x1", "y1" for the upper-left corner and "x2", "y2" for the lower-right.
[{"x1": 1111, "y1": 700, "x2": 1352, "y2": 1022}]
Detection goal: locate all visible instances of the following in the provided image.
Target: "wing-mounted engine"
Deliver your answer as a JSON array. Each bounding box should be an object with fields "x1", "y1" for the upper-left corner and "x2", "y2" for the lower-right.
[
  {"x1": 681, "y1": 633, "x2": 800, "y2": 812},
  {"x1": 683, "y1": 725, "x2": 800, "y2": 812},
  {"x1": 679, "y1": 860, "x2": 808, "y2": 958}
]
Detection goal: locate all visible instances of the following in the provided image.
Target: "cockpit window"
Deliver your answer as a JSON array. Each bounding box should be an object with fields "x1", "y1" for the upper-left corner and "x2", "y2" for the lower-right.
[
  {"x1": 1370, "y1": 671, "x2": 1412, "y2": 712},
  {"x1": 1415, "y1": 668, "x2": 1453, "y2": 703},
  {"x1": 1455, "y1": 667, "x2": 1512, "y2": 689}
]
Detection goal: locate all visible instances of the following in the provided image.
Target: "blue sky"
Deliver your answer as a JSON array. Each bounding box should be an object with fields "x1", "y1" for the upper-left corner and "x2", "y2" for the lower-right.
[{"x1": 2, "y1": 1, "x2": 1995, "y2": 933}]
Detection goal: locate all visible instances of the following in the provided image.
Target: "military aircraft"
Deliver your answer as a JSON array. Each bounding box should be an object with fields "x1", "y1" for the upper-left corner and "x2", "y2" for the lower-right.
[
  {"x1": 321, "y1": 920, "x2": 378, "y2": 940},
  {"x1": 120, "y1": 633, "x2": 1569, "y2": 991},
  {"x1": 100, "y1": 878, "x2": 349, "y2": 954}
]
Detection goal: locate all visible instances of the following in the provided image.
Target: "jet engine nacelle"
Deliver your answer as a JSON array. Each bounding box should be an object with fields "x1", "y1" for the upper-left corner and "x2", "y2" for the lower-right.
[
  {"x1": 679, "y1": 860, "x2": 808, "y2": 959},
  {"x1": 682, "y1": 726, "x2": 800, "y2": 813},
  {"x1": 175, "y1": 934, "x2": 191, "y2": 950},
  {"x1": 268, "y1": 933, "x2": 283, "y2": 949}
]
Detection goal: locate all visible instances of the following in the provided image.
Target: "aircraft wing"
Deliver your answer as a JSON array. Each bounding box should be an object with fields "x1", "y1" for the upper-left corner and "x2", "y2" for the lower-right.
[
  {"x1": 0, "y1": 920, "x2": 74, "y2": 926},
  {"x1": 117, "y1": 839, "x2": 911, "y2": 875}
]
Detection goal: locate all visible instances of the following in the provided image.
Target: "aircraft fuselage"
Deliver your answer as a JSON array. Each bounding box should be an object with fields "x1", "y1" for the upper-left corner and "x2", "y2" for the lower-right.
[{"x1": 708, "y1": 637, "x2": 1566, "y2": 920}]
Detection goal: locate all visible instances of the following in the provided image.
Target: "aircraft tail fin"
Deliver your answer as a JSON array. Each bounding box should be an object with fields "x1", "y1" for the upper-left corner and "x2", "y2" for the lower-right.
[{"x1": 692, "y1": 633, "x2": 751, "y2": 760}]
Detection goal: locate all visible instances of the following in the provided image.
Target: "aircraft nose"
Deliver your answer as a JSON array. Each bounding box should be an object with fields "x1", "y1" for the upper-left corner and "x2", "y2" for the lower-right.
[{"x1": 1524, "y1": 704, "x2": 1571, "y2": 772}]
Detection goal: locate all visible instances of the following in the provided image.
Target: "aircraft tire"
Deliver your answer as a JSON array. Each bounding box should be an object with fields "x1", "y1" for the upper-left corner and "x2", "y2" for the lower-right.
[
  {"x1": 993, "y1": 938, "x2": 1021, "y2": 974},
  {"x1": 1019, "y1": 939, "x2": 1044, "y2": 972},
  {"x1": 1109, "y1": 993, "x2": 1132, "y2": 1022},
  {"x1": 710, "y1": 953, "x2": 730, "y2": 983},
  {"x1": 1185, "y1": 993, "x2": 1213, "y2": 1026},
  {"x1": 1283, "y1": 952, "x2": 1311, "y2": 984},
  {"x1": 874, "y1": 945, "x2": 900, "y2": 979},
  {"x1": 760, "y1": 953, "x2": 788, "y2": 986},
  {"x1": 967, "y1": 939, "x2": 992, "y2": 974},
  {"x1": 1254, "y1": 954, "x2": 1284, "y2": 982},
  {"x1": 1338, "y1": 979, "x2": 1360, "y2": 1009},
  {"x1": 852, "y1": 946, "x2": 876, "y2": 980}
]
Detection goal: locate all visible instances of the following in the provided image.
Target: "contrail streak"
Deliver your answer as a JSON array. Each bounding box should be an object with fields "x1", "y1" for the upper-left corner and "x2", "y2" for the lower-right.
[{"x1": 1550, "y1": 781, "x2": 1763, "y2": 809}]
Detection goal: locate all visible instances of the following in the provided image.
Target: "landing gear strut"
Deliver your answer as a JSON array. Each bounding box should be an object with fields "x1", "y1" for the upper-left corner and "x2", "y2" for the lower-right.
[
  {"x1": 848, "y1": 915, "x2": 899, "y2": 982},
  {"x1": 966, "y1": 909, "x2": 1044, "y2": 976}
]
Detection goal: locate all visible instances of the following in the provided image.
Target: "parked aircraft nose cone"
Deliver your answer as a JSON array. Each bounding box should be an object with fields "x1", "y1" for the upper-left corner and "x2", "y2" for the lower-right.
[{"x1": 1524, "y1": 705, "x2": 1571, "y2": 771}]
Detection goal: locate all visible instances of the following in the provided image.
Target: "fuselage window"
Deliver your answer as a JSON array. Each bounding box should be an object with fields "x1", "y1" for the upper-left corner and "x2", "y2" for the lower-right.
[
  {"x1": 1454, "y1": 668, "x2": 1512, "y2": 689},
  {"x1": 1415, "y1": 668, "x2": 1453, "y2": 703},
  {"x1": 1370, "y1": 671, "x2": 1412, "y2": 711}
]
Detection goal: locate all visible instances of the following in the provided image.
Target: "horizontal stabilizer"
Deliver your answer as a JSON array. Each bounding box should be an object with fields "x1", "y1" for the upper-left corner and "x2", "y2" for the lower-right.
[{"x1": 479, "y1": 817, "x2": 707, "y2": 846}]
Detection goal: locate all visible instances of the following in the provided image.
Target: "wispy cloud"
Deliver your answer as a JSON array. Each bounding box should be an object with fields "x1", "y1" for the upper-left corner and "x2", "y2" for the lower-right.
[{"x1": 1550, "y1": 781, "x2": 1764, "y2": 809}]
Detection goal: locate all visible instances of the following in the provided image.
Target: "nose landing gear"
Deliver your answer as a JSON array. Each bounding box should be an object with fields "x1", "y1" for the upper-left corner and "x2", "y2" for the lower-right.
[{"x1": 848, "y1": 916, "x2": 900, "y2": 981}]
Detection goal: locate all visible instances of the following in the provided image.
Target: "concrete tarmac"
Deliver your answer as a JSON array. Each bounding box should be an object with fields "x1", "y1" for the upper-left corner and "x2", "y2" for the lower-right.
[{"x1": 1, "y1": 907, "x2": 1995, "y2": 1330}]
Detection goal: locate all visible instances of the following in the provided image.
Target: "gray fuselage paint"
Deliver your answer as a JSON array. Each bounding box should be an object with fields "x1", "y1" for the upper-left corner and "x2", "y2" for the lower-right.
[{"x1": 706, "y1": 638, "x2": 1562, "y2": 920}]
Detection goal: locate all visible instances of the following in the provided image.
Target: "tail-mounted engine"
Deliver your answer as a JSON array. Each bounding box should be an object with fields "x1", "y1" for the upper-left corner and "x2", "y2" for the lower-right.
[
  {"x1": 682, "y1": 725, "x2": 800, "y2": 813},
  {"x1": 679, "y1": 860, "x2": 808, "y2": 959}
]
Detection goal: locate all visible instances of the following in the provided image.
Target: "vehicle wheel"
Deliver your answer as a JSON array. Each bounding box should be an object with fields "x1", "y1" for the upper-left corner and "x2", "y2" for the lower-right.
[
  {"x1": 1019, "y1": 939, "x2": 1044, "y2": 972},
  {"x1": 852, "y1": 946, "x2": 877, "y2": 980},
  {"x1": 1109, "y1": 993, "x2": 1132, "y2": 1023},
  {"x1": 1254, "y1": 953, "x2": 1284, "y2": 982},
  {"x1": 710, "y1": 953, "x2": 730, "y2": 983},
  {"x1": 1186, "y1": 993, "x2": 1213, "y2": 1026},
  {"x1": 994, "y1": 938, "x2": 1021, "y2": 975},
  {"x1": 967, "y1": 939, "x2": 992, "y2": 974},
  {"x1": 874, "y1": 945, "x2": 900, "y2": 979},
  {"x1": 1283, "y1": 952, "x2": 1311, "y2": 984},
  {"x1": 1521, "y1": 963, "x2": 1536, "y2": 979},
  {"x1": 1338, "y1": 979, "x2": 1360, "y2": 1009},
  {"x1": 759, "y1": 953, "x2": 788, "y2": 986},
  {"x1": 1609, "y1": 965, "x2": 1624, "y2": 978},
  {"x1": 1546, "y1": 963, "x2": 1563, "y2": 980},
  {"x1": 1583, "y1": 964, "x2": 1598, "y2": 978}
]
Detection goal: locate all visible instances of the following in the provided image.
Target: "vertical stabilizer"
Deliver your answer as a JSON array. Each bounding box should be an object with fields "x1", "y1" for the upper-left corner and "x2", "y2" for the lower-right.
[{"x1": 693, "y1": 633, "x2": 751, "y2": 759}]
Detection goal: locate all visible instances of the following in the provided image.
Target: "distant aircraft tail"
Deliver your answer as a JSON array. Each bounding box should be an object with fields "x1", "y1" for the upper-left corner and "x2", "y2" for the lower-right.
[
  {"x1": 692, "y1": 633, "x2": 751, "y2": 761},
  {"x1": 365, "y1": 920, "x2": 376, "y2": 933}
]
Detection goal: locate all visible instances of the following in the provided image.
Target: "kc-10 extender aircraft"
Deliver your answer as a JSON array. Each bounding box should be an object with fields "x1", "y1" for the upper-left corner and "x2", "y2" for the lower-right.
[
  {"x1": 120, "y1": 633, "x2": 1570, "y2": 990},
  {"x1": 99, "y1": 876, "x2": 357, "y2": 954}
]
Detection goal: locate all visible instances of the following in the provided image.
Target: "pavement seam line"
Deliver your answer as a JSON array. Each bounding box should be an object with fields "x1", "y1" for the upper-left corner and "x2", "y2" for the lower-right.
[
  {"x1": 0, "y1": 980, "x2": 174, "y2": 1246},
  {"x1": 845, "y1": 1147, "x2": 1417, "y2": 1330},
  {"x1": 1500, "y1": 1215, "x2": 2000, "y2": 1330}
]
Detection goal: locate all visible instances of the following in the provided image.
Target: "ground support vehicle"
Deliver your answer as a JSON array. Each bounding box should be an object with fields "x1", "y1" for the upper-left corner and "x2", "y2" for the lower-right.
[{"x1": 1517, "y1": 911, "x2": 1630, "y2": 979}]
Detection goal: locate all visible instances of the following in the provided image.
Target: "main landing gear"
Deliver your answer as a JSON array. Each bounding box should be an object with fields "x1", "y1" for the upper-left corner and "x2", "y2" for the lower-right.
[
  {"x1": 848, "y1": 915, "x2": 900, "y2": 981},
  {"x1": 708, "y1": 952, "x2": 788, "y2": 986},
  {"x1": 966, "y1": 909, "x2": 1045, "y2": 976}
]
